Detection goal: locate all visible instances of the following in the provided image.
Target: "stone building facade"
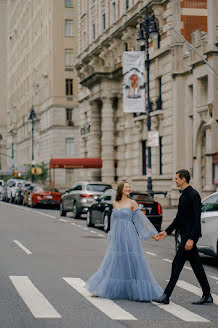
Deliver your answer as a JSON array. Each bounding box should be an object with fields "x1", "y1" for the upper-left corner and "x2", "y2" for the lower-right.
[
  {"x1": 76, "y1": 0, "x2": 218, "y2": 205},
  {"x1": 7, "y1": 0, "x2": 80, "y2": 187},
  {"x1": 0, "y1": 0, "x2": 8, "y2": 171}
]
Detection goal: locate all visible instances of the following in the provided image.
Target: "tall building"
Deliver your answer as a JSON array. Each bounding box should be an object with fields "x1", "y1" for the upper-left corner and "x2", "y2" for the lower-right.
[
  {"x1": 7, "y1": 0, "x2": 79, "y2": 187},
  {"x1": 76, "y1": 0, "x2": 218, "y2": 205},
  {"x1": 0, "y1": 0, "x2": 8, "y2": 172}
]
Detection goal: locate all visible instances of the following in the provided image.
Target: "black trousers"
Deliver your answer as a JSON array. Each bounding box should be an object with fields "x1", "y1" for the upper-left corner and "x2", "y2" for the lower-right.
[{"x1": 164, "y1": 242, "x2": 211, "y2": 297}]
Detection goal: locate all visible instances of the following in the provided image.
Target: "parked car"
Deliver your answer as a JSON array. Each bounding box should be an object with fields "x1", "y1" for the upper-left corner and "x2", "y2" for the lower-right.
[
  {"x1": 4, "y1": 179, "x2": 20, "y2": 202},
  {"x1": 14, "y1": 180, "x2": 32, "y2": 205},
  {"x1": 23, "y1": 184, "x2": 37, "y2": 206},
  {"x1": 60, "y1": 181, "x2": 112, "y2": 218},
  {"x1": 86, "y1": 189, "x2": 163, "y2": 232},
  {"x1": 27, "y1": 185, "x2": 62, "y2": 208},
  {"x1": 9, "y1": 179, "x2": 25, "y2": 203},
  {"x1": 0, "y1": 179, "x2": 5, "y2": 200},
  {"x1": 197, "y1": 192, "x2": 218, "y2": 257}
]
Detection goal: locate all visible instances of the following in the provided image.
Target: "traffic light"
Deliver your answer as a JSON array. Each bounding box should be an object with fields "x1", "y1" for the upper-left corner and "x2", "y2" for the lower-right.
[{"x1": 14, "y1": 172, "x2": 21, "y2": 178}]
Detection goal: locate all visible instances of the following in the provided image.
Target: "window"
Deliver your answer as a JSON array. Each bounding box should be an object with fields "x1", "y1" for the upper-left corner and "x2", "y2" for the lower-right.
[
  {"x1": 65, "y1": 49, "x2": 73, "y2": 66},
  {"x1": 126, "y1": 0, "x2": 129, "y2": 10},
  {"x1": 65, "y1": 138, "x2": 74, "y2": 156},
  {"x1": 93, "y1": 24, "x2": 95, "y2": 40},
  {"x1": 201, "y1": 194, "x2": 218, "y2": 212},
  {"x1": 112, "y1": 1, "x2": 116, "y2": 21},
  {"x1": 102, "y1": 13, "x2": 106, "y2": 30},
  {"x1": 65, "y1": 79, "x2": 73, "y2": 95},
  {"x1": 86, "y1": 184, "x2": 112, "y2": 192},
  {"x1": 66, "y1": 108, "x2": 73, "y2": 120},
  {"x1": 156, "y1": 77, "x2": 162, "y2": 110},
  {"x1": 71, "y1": 184, "x2": 82, "y2": 191},
  {"x1": 65, "y1": 19, "x2": 73, "y2": 36},
  {"x1": 159, "y1": 136, "x2": 163, "y2": 175},
  {"x1": 65, "y1": 0, "x2": 73, "y2": 7},
  {"x1": 142, "y1": 140, "x2": 147, "y2": 176}
]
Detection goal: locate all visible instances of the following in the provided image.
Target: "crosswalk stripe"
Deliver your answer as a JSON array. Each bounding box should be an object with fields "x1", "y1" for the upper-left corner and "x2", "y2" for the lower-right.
[
  {"x1": 163, "y1": 259, "x2": 172, "y2": 263},
  {"x1": 13, "y1": 240, "x2": 32, "y2": 255},
  {"x1": 176, "y1": 280, "x2": 218, "y2": 305},
  {"x1": 9, "y1": 276, "x2": 61, "y2": 318},
  {"x1": 146, "y1": 252, "x2": 157, "y2": 256},
  {"x1": 63, "y1": 278, "x2": 137, "y2": 320},
  {"x1": 210, "y1": 276, "x2": 218, "y2": 281},
  {"x1": 153, "y1": 301, "x2": 209, "y2": 322}
]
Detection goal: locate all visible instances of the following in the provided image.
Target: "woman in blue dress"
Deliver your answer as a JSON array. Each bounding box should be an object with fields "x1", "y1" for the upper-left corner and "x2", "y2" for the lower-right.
[{"x1": 85, "y1": 181, "x2": 163, "y2": 301}]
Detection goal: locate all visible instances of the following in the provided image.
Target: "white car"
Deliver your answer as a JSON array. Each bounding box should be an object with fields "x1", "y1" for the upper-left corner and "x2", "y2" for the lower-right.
[
  {"x1": 198, "y1": 192, "x2": 218, "y2": 257},
  {"x1": 6, "y1": 179, "x2": 24, "y2": 203}
]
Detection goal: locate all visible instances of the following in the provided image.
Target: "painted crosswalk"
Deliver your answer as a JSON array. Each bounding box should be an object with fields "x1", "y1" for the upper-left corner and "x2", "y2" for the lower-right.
[
  {"x1": 63, "y1": 277, "x2": 137, "y2": 320},
  {"x1": 176, "y1": 280, "x2": 218, "y2": 305},
  {"x1": 9, "y1": 276, "x2": 61, "y2": 318},
  {"x1": 8, "y1": 275, "x2": 217, "y2": 322}
]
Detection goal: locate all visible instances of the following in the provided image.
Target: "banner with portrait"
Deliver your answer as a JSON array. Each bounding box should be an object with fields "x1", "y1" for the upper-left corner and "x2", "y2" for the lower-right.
[{"x1": 123, "y1": 51, "x2": 145, "y2": 113}]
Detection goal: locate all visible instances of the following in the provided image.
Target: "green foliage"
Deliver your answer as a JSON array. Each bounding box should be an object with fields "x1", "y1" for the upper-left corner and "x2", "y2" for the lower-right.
[{"x1": 25, "y1": 162, "x2": 48, "y2": 184}]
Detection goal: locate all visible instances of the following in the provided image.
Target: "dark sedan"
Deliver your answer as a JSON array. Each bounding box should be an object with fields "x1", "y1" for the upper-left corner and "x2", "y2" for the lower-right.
[{"x1": 86, "y1": 189, "x2": 163, "y2": 232}]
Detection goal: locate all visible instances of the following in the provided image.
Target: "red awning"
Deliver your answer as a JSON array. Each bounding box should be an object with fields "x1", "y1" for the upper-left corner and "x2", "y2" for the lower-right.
[{"x1": 49, "y1": 158, "x2": 102, "y2": 169}]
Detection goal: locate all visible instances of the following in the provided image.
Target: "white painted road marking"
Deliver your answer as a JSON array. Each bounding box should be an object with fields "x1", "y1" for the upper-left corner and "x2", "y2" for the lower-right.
[
  {"x1": 163, "y1": 259, "x2": 172, "y2": 263},
  {"x1": 210, "y1": 276, "x2": 218, "y2": 281},
  {"x1": 146, "y1": 252, "x2": 157, "y2": 256},
  {"x1": 176, "y1": 280, "x2": 218, "y2": 305},
  {"x1": 59, "y1": 219, "x2": 69, "y2": 223},
  {"x1": 34, "y1": 211, "x2": 56, "y2": 219},
  {"x1": 9, "y1": 276, "x2": 61, "y2": 318},
  {"x1": 153, "y1": 301, "x2": 209, "y2": 322},
  {"x1": 13, "y1": 240, "x2": 32, "y2": 255},
  {"x1": 90, "y1": 230, "x2": 97, "y2": 234},
  {"x1": 63, "y1": 278, "x2": 137, "y2": 320}
]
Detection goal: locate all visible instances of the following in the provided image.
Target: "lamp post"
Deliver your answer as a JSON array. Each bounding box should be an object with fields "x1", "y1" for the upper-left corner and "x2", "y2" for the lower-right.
[
  {"x1": 0, "y1": 134, "x2": 2, "y2": 170},
  {"x1": 29, "y1": 107, "x2": 36, "y2": 182},
  {"x1": 137, "y1": 6, "x2": 159, "y2": 195}
]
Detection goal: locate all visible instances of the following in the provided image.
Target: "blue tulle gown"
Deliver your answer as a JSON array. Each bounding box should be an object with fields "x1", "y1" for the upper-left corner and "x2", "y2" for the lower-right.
[{"x1": 85, "y1": 207, "x2": 163, "y2": 301}]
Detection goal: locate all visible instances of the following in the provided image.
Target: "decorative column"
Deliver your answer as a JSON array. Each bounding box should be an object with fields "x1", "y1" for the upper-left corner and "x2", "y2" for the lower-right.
[
  {"x1": 87, "y1": 100, "x2": 101, "y2": 158},
  {"x1": 101, "y1": 97, "x2": 115, "y2": 184}
]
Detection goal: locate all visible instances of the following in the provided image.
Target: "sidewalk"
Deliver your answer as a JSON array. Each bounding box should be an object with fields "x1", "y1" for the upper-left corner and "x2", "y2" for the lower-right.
[{"x1": 162, "y1": 208, "x2": 177, "y2": 231}]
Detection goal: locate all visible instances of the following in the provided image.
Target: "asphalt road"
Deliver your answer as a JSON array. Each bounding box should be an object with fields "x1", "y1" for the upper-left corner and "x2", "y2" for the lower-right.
[{"x1": 0, "y1": 202, "x2": 218, "y2": 328}]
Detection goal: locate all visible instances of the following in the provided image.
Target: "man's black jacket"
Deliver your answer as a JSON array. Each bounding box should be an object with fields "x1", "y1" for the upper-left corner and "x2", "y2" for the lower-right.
[{"x1": 165, "y1": 185, "x2": 202, "y2": 243}]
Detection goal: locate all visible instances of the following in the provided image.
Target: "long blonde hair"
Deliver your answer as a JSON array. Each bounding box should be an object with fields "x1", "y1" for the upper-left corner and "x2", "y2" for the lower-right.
[{"x1": 115, "y1": 181, "x2": 129, "y2": 201}]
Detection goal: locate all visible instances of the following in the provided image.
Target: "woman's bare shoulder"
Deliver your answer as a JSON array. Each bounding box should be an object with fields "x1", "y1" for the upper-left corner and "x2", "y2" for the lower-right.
[
  {"x1": 113, "y1": 201, "x2": 117, "y2": 208},
  {"x1": 130, "y1": 199, "x2": 138, "y2": 210}
]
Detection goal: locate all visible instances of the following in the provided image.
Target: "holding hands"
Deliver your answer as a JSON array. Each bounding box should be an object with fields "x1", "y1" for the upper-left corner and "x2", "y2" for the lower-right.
[{"x1": 152, "y1": 231, "x2": 167, "y2": 241}]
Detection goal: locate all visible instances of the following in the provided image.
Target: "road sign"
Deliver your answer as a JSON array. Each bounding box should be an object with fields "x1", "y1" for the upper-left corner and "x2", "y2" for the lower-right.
[{"x1": 147, "y1": 131, "x2": 159, "y2": 147}]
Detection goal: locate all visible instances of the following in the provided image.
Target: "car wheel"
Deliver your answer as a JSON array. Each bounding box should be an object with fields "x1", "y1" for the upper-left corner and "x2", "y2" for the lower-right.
[
  {"x1": 72, "y1": 203, "x2": 80, "y2": 219},
  {"x1": 60, "y1": 202, "x2": 66, "y2": 217},
  {"x1": 103, "y1": 212, "x2": 110, "y2": 232},
  {"x1": 86, "y1": 210, "x2": 94, "y2": 227}
]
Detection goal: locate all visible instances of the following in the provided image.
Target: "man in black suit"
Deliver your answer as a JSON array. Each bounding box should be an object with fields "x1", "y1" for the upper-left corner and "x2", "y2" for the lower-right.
[{"x1": 153, "y1": 169, "x2": 213, "y2": 305}]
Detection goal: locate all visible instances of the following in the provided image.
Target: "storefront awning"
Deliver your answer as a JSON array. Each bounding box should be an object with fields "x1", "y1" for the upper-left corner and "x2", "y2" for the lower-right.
[{"x1": 49, "y1": 158, "x2": 102, "y2": 169}]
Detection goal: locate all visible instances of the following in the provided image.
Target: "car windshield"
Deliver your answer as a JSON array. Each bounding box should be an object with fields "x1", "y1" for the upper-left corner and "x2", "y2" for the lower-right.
[
  {"x1": 34, "y1": 186, "x2": 44, "y2": 192},
  {"x1": 86, "y1": 184, "x2": 112, "y2": 192},
  {"x1": 130, "y1": 193, "x2": 152, "y2": 201}
]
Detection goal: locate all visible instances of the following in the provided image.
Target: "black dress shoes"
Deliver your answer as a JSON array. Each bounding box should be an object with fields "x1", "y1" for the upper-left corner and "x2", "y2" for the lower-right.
[
  {"x1": 152, "y1": 293, "x2": 169, "y2": 304},
  {"x1": 192, "y1": 294, "x2": 213, "y2": 305}
]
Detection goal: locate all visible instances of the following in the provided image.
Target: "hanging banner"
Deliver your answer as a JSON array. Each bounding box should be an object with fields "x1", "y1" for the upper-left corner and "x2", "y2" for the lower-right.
[
  {"x1": 147, "y1": 131, "x2": 159, "y2": 147},
  {"x1": 123, "y1": 51, "x2": 145, "y2": 113}
]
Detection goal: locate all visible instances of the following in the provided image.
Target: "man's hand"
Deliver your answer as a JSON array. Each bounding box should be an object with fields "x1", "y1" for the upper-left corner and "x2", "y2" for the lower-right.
[
  {"x1": 153, "y1": 231, "x2": 167, "y2": 241},
  {"x1": 185, "y1": 239, "x2": 194, "y2": 251}
]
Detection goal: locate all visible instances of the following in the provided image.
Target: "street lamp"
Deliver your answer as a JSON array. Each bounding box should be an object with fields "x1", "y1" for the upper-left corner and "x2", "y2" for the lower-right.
[
  {"x1": 29, "y1": 106, "x2": 36, "y2": 182},
  {"x1": 137, "y1": 6, "x2": 159, "y2": 195},
  {"x1": 0, "y1": 134, "x2": 2, "y2": 170}
]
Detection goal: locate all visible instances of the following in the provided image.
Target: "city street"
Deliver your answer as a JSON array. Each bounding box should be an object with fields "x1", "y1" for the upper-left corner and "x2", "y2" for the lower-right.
[{"x1": 0, "y1": 202, "x2": 217, "y2": 328}]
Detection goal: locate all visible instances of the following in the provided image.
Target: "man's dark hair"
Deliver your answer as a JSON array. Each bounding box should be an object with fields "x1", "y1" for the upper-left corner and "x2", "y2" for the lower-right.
[{"x1": 176, "y1": 169, "x2": 190, "y2": 183}]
